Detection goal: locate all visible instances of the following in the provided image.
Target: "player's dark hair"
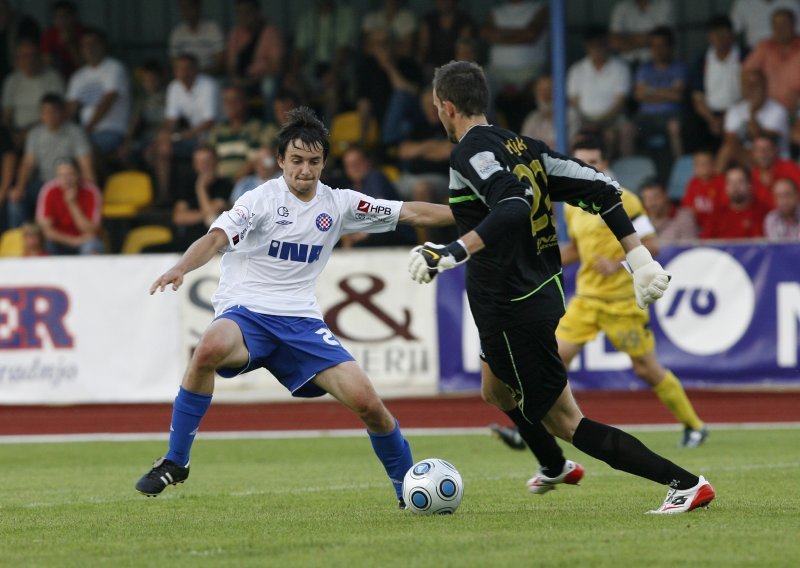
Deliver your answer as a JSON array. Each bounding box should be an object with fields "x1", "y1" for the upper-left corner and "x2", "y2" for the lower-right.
[
  {"x1": 433, "y1": 60, "x2": 489, "y2": 117},
  {"x1": 276, "y1": 106, "x2": 330, "y2": 161}
]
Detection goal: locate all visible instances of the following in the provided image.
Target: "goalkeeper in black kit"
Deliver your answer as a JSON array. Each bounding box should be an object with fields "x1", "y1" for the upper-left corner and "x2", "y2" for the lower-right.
[{"x1": 407, "y1": 60, "x2": 714, "y2": 514}]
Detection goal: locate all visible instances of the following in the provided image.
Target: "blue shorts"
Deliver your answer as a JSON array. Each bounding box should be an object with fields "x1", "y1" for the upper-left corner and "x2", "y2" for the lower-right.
[{"x1": 214, "y1": 306, "x2": 354, "y2": 398}]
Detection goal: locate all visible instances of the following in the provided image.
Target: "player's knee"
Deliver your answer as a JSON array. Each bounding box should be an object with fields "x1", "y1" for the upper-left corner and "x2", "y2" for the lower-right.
[
  {"x1": 480, "y1": 382, "x2": 515, "y2": 411},
  {"x1": 191, "y1": 336, "x2": 234, "y2": 371}
]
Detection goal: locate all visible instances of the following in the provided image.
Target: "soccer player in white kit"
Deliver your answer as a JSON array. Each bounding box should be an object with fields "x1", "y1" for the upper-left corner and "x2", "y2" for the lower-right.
[{"x1": 135, "y1": 107, "x2": 455, "y2": 508}]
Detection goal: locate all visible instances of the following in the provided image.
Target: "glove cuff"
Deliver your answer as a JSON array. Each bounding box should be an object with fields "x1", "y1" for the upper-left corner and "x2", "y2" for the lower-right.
[
  {"x1": 445, "y1": 239, "x2": 470, "y2": 263},
  {"x1": 626, "y1": 245, "x2": 653, "y2": 272}
]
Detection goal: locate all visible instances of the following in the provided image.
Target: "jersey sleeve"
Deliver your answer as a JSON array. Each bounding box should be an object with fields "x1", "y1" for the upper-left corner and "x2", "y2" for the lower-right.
[
  {"x1": 535, "y1": 145, "x2": 635, "y2": 241},
  {"x1": 339, "y1": 189, "x2": 402, "y2": 234},
  {"x1": 451, "y1": 143, "x2": 533, "y2": 209},
  {"x1": 209, "y1": 189, "x2": 266, "y2": 250},
  {"x1": 622, "y1": 190, "x2": 655, "y2": 239}
]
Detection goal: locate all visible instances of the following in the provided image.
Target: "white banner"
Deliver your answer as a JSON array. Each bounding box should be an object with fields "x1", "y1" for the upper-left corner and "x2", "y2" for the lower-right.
[
  {"x1": 0, "y1": 255, "x2": 183, "y2": 403},
  {"x1": 1, "y1": 249, "x2": 438, "y2": 404},
  {"x1": 181, "y1": 249, "x2": 439, "y2": 402}
]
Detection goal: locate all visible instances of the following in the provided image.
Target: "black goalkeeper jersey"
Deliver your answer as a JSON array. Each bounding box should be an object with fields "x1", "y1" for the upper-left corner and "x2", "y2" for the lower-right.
[{"x1": 449, "y1": 124, "x2": 629, "y2": 336}]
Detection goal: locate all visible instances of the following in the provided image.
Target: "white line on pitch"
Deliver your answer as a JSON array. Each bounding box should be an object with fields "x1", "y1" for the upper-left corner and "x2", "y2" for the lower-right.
[{"x1": 0, "y1": 421, "x2": 798, "y2": 444}]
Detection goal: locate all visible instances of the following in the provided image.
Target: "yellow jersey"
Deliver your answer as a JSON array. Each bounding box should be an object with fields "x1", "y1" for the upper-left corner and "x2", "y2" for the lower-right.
[{"x1": 565, "y1": 189, "x2": 654, "y2": 300}]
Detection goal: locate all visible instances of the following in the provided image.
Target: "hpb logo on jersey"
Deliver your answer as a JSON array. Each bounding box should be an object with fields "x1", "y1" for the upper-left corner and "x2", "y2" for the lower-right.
[
  {"x1": 316, "y1": 213, "x2": 333, "y2": 232},
  {"x1": 654, "y1": 248, "x2": 755, "y2": 355}
]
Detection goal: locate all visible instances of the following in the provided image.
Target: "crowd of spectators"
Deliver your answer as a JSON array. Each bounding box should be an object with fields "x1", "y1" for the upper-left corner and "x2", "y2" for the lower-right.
[{"x1": 1, "y1": 0, "x2": 799, "y2": 257}]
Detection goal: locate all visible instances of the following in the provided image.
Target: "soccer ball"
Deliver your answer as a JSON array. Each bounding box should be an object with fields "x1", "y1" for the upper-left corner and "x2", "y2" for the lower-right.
[{"x1": 402, "y1": 458, "x2": 464, "y2": 515}]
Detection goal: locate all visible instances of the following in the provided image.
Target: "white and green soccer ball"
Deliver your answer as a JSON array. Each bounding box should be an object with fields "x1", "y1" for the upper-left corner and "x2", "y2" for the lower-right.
[{"x1": 402, "y1": 458, "x2": 464, "y2": 515}]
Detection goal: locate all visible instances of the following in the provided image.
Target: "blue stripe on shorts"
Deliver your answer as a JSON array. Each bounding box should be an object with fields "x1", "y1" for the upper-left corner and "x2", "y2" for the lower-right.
[{"x1": 214, "y1": 306, "x2": 354, "y2": 398}]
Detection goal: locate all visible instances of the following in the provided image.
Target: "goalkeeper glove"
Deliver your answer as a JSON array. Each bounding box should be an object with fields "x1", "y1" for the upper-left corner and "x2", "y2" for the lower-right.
[
  {"x1": 625, "y1": 245, "x2": 671, "y2": 309},
  {"x1": 408, "y1": 240, "x2": 470, "y2": 284}
]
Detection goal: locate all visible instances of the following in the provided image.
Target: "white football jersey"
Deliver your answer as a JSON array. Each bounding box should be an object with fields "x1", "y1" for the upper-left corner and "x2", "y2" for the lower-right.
[{"x1": 209, "y1": 176, "x2": 402, "y2": 318}]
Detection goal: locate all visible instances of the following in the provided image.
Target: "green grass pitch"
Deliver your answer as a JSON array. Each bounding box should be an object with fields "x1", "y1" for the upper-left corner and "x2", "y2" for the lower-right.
[{"x1": 1, "y1": 428, "x2": 798, "y2": 567}]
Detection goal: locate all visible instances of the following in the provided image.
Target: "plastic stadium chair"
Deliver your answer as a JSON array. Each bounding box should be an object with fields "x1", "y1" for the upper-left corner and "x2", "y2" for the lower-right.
[
  {"x1": 0, "y1": 227, "x2": 24, "y2": 256},
  {"x1": 380, "y1": 164, "x2": 401, "y2": 182},
  {"x1": 121, "y1": 225, "x2": 173, "y2": 254},
  {"x1": 329, "y1": 111, "x2": 380, "y2": 158},
  {"x1": 610, "y1": 155, "x2": 657, "y2": 193},
  {"x1": 102, "y1": 170, "x2": 154, "y2": 219},
  {"x1": 667, "y1": 154, "x2": 694, "y2": 201}
]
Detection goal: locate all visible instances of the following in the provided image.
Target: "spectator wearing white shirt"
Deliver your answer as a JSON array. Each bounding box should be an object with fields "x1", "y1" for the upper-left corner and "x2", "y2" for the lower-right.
[
  {"x1": 361, "y1": 0, "x2": 418, "y2": 58},
  {"x1": 609, "y1": 0, "x2": 675, "y2": 64},
  {"x1": 730, "y1": 0, "x2": 800, "y2": 49},
  {"x1": 2, "y1": 39, "x2": 64, "y2": 146},
  {"x1": 715, "y1": 69, "x2": 790, "y2": 171},
  {"x1": 65, "y1": 28, "x2": 130, "y2": 155},
  {"x1": 764, "y1": 177, "x2": 800, "y2": 239},
  {"x1": 169, "y1": 0, "x2": 224, "y2": 76},
  {"x1": 482, "y1": 1, "x2": 548, "y2": 94},
  {"x1": 154, "y1": 53, "x2": 219, "y2": 203},
  {"x1": 688, "y1": 15, "x2": 744, "y2": 152},
  {"x1": 567, "y1": 27, "x2": 633, "y2": 159}
]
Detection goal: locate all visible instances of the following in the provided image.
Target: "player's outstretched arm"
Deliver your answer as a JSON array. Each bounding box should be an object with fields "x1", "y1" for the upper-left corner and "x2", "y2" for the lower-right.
[
  {"x1": 398, "y1": 202, "x2": 455, "y2": 227},
  {"x1": 618, "y1": 233, "x2": 671, "y2": 309},
  {"x1": 149, "y1": 229, "x2": 228, "y2": 294}
]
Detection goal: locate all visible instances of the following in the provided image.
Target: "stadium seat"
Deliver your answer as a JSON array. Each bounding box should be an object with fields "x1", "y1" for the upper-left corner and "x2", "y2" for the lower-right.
[
  {"x1": 329, "y1": 111, "x2": 380, "y2": 158},
  {"x1": 121, "y1": 225, "x2": 173, "y2": 254},
  {"x1": 667, "y1": 154, "x2": 694, "y2": 201},
  {"x1": 102, "y1": 170, "x2": 154, "y2": 219},
  {"x1": 0, "y1": 227, "x2": 24, "y2": 257},
  {"x1": 380, "y1": 164, "x2": 400, "y2": 182},
  {"x1": 610, "y1": 155, "x2": 657, "y2": 193}
]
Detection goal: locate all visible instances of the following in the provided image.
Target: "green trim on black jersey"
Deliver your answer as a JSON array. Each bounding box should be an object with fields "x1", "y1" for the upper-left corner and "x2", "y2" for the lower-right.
[
  {"x1": 449, "y1": 194, "x2": 481, "y2": 204},
  {"x1": 502, "y1": 331, "x2": 526, "y2": 418},
  {"x1": 510, "y1": 270, "x2": 563, "y2": 302},
  {"x1": 553, "y1": 272, "x2": 566, "y2": 310}
]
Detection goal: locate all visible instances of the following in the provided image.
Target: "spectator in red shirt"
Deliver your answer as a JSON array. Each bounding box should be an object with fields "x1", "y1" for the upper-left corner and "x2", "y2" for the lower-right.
[
  {"x1": 35, "y1": 158, "x2": 103, "y2": 254},
  {"x1": 680, "y1": 149, "x2": 727, "y2": 234},
  {"x1": 702, "y1": 164, "x2": 770, "y2": 239},
  {"x1": 749, "y1": 132, "x2": 800, "y2": 209},
  {"x1": 40, "y1": 1, "x2": 84, "y2": 79}
]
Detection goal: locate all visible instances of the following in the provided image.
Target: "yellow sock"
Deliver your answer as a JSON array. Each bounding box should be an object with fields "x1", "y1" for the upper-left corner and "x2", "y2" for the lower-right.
[{"x1": 652, "y1": 370, "x2": 703, "y2": 430}]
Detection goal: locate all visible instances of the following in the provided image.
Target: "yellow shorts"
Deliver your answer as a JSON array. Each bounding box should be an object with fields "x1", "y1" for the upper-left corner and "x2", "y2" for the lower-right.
[{"x1": 556, "y1": 295, "x2": 655, "y2": 357}]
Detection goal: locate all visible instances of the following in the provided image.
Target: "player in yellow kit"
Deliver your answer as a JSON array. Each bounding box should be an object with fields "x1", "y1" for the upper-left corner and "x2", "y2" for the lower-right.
[{"x1": 493, "y1": 137, "x2": 707, "y2": 450}]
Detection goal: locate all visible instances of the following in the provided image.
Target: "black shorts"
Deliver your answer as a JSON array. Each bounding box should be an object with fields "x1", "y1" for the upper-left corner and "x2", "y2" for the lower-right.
[{"x1": 480, "y1": 319, "x2": 568, "y2": 422}]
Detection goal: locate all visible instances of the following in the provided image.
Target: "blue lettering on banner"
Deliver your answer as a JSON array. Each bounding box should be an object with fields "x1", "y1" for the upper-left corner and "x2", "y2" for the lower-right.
[
  {"x1": 435, "y1": 243, "x2": 800, "y2": 391},
  {"x1": 267, "y1": 240, "x2": 323, "y2": 263},
  {"x1": 0, "y1": 287, "x2": 75, "y2": 349}
]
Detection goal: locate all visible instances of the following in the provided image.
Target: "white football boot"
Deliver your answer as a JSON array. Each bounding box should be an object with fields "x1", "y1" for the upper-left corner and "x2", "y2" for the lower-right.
[
  {"x1": 647, "y1": 475, "x2": 715, "y2": 514},
  {"x1": 527, "y1": 459, "x2": 585, "y2": 495}
]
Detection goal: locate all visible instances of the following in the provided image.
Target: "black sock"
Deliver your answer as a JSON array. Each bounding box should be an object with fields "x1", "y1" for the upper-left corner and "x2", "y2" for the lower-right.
[
  {"x1": 505, "y1": 407, "x2": 565, "y2": 475},
  {"x1": 573, "y1": 418, "x2": 699, "y2": 489}
]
